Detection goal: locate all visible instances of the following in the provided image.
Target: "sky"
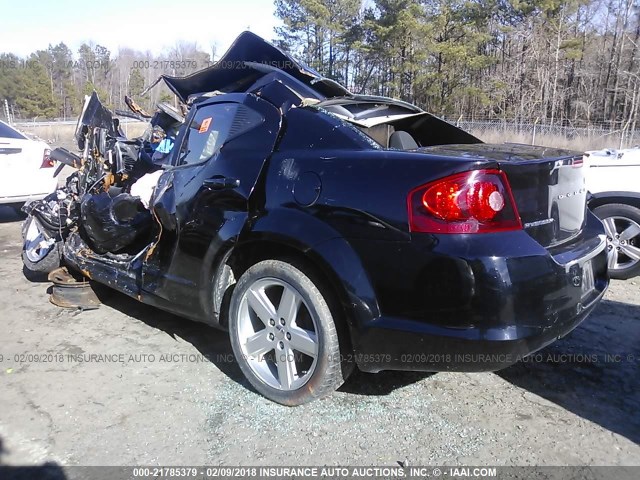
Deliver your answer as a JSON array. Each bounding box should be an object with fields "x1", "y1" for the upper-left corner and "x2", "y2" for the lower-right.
[{"x1": 0, "y1": 0, "x2": 281, "y2": 59}]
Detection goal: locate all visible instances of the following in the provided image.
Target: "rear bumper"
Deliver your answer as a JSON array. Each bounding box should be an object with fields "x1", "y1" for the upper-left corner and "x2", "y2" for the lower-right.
[
  {"x1": 354, "y1": 286, "x2": 605, "y2": 372},
  {"x1": 350, "y1": 211, "x2": 610, "y2": 373}
]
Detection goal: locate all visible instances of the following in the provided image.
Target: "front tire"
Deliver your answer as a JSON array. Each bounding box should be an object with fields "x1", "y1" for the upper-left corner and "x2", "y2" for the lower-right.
[
  {"x1": 21, "y1": 215, "x2": 62, "y2": 274},
  {"x1": 593, "y1": 203, "x2": 640, "y2": 280},
  {"x1": 228, "y1": 259, "x2": 348, "y2": 405}
]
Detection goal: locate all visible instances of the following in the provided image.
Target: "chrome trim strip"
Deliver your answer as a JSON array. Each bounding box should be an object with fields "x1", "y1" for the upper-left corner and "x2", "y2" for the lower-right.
[{"x1": 563, "y1": 234, "x2": 607, "y2": 272}]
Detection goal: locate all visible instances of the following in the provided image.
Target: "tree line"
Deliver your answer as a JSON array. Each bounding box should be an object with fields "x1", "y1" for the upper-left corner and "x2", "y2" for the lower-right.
[
  {"x1": 1, "y1": 0, "x2": 638, "y2": 135},
  {"x1": 0, "y1": 41, "x2": 212, "y2": 121},
  {"x1": 274, "y1": 0, "x2": 640, "y2": 133}
]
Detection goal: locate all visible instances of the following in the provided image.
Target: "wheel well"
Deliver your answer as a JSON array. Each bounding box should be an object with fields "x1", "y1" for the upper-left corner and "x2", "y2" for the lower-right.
[
  {"x1": 224, "y1": 240, "x2": 355, "y2": 353},
  {"x1": 589, "y1": 193, "x2": 640, "y2": 211}
]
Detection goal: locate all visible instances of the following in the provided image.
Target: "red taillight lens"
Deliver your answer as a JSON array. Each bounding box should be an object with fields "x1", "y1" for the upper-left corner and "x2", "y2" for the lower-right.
[
  {"x1": 40, "y1": 148, "x2": 53, "y2": 168},
  {"x1": 408, "y1": 169, "x2": 522, "y2": 234}
]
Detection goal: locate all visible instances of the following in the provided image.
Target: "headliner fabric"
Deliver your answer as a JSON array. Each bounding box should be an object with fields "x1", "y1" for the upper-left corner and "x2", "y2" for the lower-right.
[{"x1": 160, "y1": 31, "x2": 350, "y2": 103}]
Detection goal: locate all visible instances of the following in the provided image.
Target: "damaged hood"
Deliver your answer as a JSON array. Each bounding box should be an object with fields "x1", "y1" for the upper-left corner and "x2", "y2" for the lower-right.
[{"x1": 158, "y1": 31, "x2": 350, "y2": 103}]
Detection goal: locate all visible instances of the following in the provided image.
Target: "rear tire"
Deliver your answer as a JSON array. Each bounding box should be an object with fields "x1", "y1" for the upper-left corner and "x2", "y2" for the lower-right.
[
  {"x1": 228, "y1": 259, "x2": 349, "y2": 406},
  {"x1": 21, "y1": 216, "x2": 62, "y2": 274},
  {"x1": 593, "y1": 203, "x2": 640, "y2": 280}
]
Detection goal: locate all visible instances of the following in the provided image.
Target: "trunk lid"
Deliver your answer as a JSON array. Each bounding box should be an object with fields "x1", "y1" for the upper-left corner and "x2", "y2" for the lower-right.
[{"x1": 418, "y1": 143, "x2": 587, "y2": 247}]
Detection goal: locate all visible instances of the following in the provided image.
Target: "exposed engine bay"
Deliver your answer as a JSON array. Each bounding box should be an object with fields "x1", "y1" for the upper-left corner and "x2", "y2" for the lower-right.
[{"x1": 24, "y1": 92, "x2": 185, "y2": 256}]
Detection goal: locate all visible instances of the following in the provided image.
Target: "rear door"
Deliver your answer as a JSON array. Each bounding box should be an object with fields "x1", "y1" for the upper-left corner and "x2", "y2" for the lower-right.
[{"x1": 141, "y1": 94, "x2": 281, "y2": 315}]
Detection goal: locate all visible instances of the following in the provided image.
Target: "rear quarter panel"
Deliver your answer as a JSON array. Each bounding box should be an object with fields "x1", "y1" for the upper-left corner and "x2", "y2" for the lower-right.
[{"x1": 253, "y1": 107, "x2": 492, "y2": 324}]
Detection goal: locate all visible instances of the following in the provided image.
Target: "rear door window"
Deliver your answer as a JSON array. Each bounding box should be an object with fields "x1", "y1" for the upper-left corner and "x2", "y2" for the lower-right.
[{"x1": 176, "y1": 104, "x2": 238, "y2": 167}]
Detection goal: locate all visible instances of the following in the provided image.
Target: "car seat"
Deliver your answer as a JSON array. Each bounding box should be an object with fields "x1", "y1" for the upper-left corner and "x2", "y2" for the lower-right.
[{"x1": 389, "y1": 130, "x2": 419, "y2": 150}]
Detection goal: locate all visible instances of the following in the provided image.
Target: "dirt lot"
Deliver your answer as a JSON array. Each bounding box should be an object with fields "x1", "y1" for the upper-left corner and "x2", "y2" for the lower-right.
[{"x1": 0, "y1": 204, "x2": 638, "y2": 468}]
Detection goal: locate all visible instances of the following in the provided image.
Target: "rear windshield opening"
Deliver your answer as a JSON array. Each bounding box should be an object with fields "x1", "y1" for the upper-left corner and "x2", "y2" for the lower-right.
[{"x1": 320, "y1": 102, "x2": 482, "y2": 150}]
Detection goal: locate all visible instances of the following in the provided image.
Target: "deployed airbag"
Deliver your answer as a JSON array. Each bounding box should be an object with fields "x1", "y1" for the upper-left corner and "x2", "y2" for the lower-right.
[{"x1": 80, "y1": 193, "x2": 152, "y2": 254}]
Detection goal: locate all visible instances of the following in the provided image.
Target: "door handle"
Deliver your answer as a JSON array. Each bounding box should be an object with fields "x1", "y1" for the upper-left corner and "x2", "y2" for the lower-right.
[{"x1": 203, "y1": 176, "x2": 240, "y2": 190}]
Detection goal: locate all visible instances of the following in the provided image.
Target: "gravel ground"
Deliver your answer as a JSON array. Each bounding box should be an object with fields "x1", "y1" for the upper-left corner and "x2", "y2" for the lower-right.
[{"x1": 0, "y1": 204, "x2": 638, "y2": 468}]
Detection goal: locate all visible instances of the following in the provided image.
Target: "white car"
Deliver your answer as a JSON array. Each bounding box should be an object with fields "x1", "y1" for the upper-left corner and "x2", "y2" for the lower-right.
[
  {"x1": 0, "y1": 120, "x2": 56, "y2": 212},
  {"x1": 585, "y1": 147, "x2": 640, "y2": 279}
]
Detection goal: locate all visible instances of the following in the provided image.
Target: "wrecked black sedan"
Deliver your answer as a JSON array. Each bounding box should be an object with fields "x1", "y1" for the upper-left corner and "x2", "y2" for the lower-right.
[{"x1": 22, "y1": 32, "x2": 609, "y2": 405}]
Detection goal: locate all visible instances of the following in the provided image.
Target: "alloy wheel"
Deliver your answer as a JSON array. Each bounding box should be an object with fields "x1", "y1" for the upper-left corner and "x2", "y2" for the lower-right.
[
  {"x1": 24, "y1": 218, "x2": 56, "y2": 263},
  {"x1": 236, "y1": 277, "x2": 319, "y2": 391},
  {"x1": 602, "y1": 215, "x2": 640, "y2": 271}
]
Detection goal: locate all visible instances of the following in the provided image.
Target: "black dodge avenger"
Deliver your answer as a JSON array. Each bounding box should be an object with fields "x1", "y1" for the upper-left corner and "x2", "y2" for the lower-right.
[{"x1": 22, "y1": 32, "x2": 609, "y2": 405}]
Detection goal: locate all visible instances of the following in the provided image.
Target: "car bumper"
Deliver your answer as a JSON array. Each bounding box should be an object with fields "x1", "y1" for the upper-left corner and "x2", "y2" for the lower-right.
[
  {"x1": 350, "y1": 212, "x2": 610, "y2": 373},
  {"x1": 353, "y1": 286, "x2": 605, "y2": 372}
]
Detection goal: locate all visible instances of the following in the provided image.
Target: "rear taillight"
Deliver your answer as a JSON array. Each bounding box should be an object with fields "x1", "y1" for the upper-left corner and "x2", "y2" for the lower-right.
[
  {"x1": 40, "y1": 148, "x2": 53, "y2": 168},
  {"x1": 407, "y1": 169, "x2": 522, "y2": 234}
]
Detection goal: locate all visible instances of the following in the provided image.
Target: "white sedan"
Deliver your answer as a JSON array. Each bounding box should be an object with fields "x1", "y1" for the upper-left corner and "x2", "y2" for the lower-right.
[
  {"x1": 585, "y1": 147, "x2": 640, "y2": 279},
  {"x1": 0, "y1": 120, "x2": 57, "y2": 211}
]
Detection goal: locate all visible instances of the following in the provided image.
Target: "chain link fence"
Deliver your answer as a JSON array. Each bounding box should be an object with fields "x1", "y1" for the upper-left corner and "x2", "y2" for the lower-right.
[
  {"x1": 445, "y1": 118, "x2": 640, "y2": 151},
  {"x1": 5, "y1": 104, "x2": 639, "y2": 152}
]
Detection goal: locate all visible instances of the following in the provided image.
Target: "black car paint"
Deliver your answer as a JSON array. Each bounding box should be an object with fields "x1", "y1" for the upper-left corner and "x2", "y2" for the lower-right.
[
  {"x1": 416, "y1": 143, "x2": 589, "y2": 247},
  {"x1": 63, "y1": 32, "x2": 609, "y2": 374}
]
